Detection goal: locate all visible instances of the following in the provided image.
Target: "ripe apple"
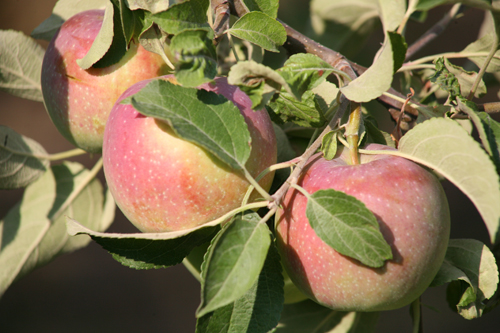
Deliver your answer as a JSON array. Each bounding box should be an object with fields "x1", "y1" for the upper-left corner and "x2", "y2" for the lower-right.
[
  {"x1": 41, "y1": 9, "x2": 169, "y2": 153},
  {"x1": 275, "y1": 144, "x2": 450, "y2": 311},
  {"x1": 102, "y1": 76, "x2": 277, "y2": 233}
]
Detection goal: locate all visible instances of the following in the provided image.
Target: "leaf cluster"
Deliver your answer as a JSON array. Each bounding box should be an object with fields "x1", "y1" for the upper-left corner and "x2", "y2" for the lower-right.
[{"x1": 2, "y1": 0, "x2": 500, "y2": 331}]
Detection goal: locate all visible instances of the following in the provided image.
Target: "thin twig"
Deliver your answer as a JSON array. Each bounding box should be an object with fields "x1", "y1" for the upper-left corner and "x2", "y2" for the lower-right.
[
  {"x1": 405, "y1": 4, "x2": 463, "y2": 60},
  {"x1": 468, "y1": 31, "x2": 499, "y2": 100}
]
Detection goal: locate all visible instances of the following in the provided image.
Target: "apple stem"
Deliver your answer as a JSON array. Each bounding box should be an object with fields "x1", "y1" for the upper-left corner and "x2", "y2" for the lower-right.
[
  {"x1": 243, "y1": 167, "x2": 272, "y2": 201},
  {"x1": 411, "y1": 297, "x2": 423, "y2": 333},
  {"x1": 289, "y1": 183, "x2": 311, "y2": 199},
  {"x1": 0, "y1": 146, "x2": 87, "y2": 161},
  {"x1": 243, "y1": 159, "x2": 300, "y2": 205},
  {"x1": 345, "y1": 102, "x2": 361, "y2": 165}
]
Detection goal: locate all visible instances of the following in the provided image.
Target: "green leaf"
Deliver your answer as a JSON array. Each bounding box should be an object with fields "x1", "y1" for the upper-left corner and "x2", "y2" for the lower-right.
[
  {"x1": 309, "y1": 0, "x2": 380, "y2": 57},
  {"x1": 340, "y1": 31, "x2": 407, "y2": 103},
  {"x1": 138, "y1": 18, "x2": 171, "y2": 61},
  {"x1": 275, "y1": 299, "x2": 379, "y2": 333},
  {"x1": 170, "y1": 29, "x2": 217, "y2": 87},
  {"x1": 0, "y1": 126, "x2": 50, "y2": 189},
  {"x1": 278, "y1": 54, "x2": 341, "y2": 100},
  {"x1": 228, "y1": 60, "x2": 291, "y2": 109},
  {"x1": 321, "y1": 131, "x2": 338, "y2": 161},
  {"x1": 196, "y1": 241, "x2": 283, "y2": 333},
  {"x1": 430, "y1": 239, "x2": 499, "y2": 319},
  {"x1": 68, "y1": 218, "x2": 217, "y2": 269},
  {"x1": 462, "y1": 32, "x2": 500, "y2": 73},
  {"x1": 18, "y1": 162, "x2": 109, "y2": 277},
  {"x1": 478, "y1": 111, "x2": 500, "y2": 170},
  {"x1": 240, "y1": 0, "x2": 279, "y2": 19},
  {"x1": 457, "y1": 100, "x2": 500, "y2": 171},
  {"x1": 430, "y1": 58, "x2": 486, "y2": 99},
  {"x1": 118, "y1": 0, "x2": 137, "y2": 47},
  {"x1": 0, "y1": 169, "x2": 56, "y2": 296},
  {"x1": 306, "y1": 189, "x2": 393, "y2": 268},
  {"x1": 76, "y1": 1, "x2": 128, "y2": 69},
  {"x1": 429, "y1": 57, "x2": 462, "y2": 100},
  {"x1": 197, "y1": 214, "x2": 272, "y2": 317},
  {"x1": 126, "y1": 0, "x2": 170, "y2": 13},
  {"x1": 268, "y1": 90, "x2": 326, "y2": 128},
  {"x1": 398, "y1": 118, "x2": 500, "y2": 243},
  {"x1": 31, "y1": 0, "x2": 108, "y2": 40},
  {"x1": 0, "y1": 30, "x2": 44, "y2": 102},
  {"x1": 228, "y1": 12, "x2": 287, "y2": 52},
  {"x1": 129, "y1": 79, "x2": 252, "y2": 170},
  {"x1": 151, "y1": 0, "x2": 210, "y2": 35},
  {"x1": 377, "y1": 0, "x2": 405, "y2": 32}
]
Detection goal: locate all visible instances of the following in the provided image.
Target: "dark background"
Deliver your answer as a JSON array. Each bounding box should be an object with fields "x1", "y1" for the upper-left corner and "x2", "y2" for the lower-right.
[{"x1": 1, "y1": 1, "x2": 499, "y2": 332}]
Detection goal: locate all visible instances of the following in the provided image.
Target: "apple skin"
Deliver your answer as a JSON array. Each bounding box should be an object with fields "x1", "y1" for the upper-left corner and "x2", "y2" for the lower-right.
[
  {"x1": 41, "y1": 9, "x2": 169, "y2": 153},
  {"x1": 275, "y1": 144, "x2": 450, "y2": 311},
  {"x1": 103, "y1": 76, "x2": 277, "y2": 233}
]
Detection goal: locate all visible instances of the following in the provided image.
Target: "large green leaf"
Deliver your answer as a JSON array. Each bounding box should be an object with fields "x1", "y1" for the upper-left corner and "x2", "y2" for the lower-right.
[
  {"x1": 228, "y1": 12, "x2": 287, "y2": 52},
  {"x1": 0, "y1": 30, "x2": 44, "y2": 102},
  {"x1": 0, "y1": 169, "x2": 56, "y2": 296},
  {"x1": 79, "y1": 0, "x2": 128, "y2": 69},
  {"x1": 306, "y1": 189, "x2": 393, "y2": 268},
  {"x1": 68, "y1": 220, "x2": 217, "y2": 269},
  {"x1": 398, "y1": 118, "x2": 500, "y2": 243},
  {"x1": 197, "y1": 214, "x2": 272, "y2": 317},
  {"x1": 431, "y1": 239, "x2": 499, "y2": 319},
  {"x1": 278, "y1": 54, "x2": 341, "y2": 100},
  {"x1": 151, "y1": 0, "x2": 210, "y2": 35},
  {"x1": 462, "y1": 32, "x2": 500, "y2": 73},
  {"x1": 129, "y1": 79, "x2": 252, "y2": 170},
  {"x1": 196, "y1": 241, "x2": 283, "y2": 333},
  {"x1": 0, "y1": 126, "x2": 49, "y2": 189},
  {"x1": 340, "y1": 31, "x2": 407, "y2": 103},
  {"x1": 309, "y1": 0, "x2": 380, "y2": 57},
  {"x1": 1, "y1": 161, "x2": 114, "y2": 294},
  {"x1": 31, "y1": 0, "x2": 108, "y2": 40},
  {"x1": 17, "y1": 162, "x2": 111, "y2": 276}
]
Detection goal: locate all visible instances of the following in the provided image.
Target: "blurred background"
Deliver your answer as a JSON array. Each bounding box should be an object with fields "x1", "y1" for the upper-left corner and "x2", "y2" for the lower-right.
[{"x1": 1, "y1": 0, "x2": 499, "y2": 332}]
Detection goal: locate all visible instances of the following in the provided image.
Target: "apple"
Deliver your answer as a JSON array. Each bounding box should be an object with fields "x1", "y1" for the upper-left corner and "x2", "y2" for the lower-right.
[
  {"x1": 41, "y1": 9, "x2": 169, "y2": 153},
  {"x1": 275, "y1": 144, "x2": 450, "y2": 311},
  {"x1": 102, "y1": 75, "x2": 277, "y2": 233}
]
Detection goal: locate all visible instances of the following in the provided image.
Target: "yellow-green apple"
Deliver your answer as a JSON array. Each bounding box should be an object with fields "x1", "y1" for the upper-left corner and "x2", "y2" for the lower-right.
[
  {"x1": 275, "y1": 144, "x2": 450, "y2": 311},
  {"x1": 41, "y1": 9, "x2": 169, "y2": 153},
  {"x1": 102, "y1": 76, "x2": 277, "y2": 233}
]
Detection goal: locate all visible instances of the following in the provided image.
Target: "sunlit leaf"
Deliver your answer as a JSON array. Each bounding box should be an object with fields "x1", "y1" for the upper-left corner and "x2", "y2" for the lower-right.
[
  {"x1": 197, "y1": 214, "x2": 271, "y2": 317},
  {"x1": 398, "y1": 118, "x2": 500, "y2": 243},
  {"x1": 128, "y1": 79, "x2": 252, "y2": 170},
  {"x1": 228, "y1": 12, "x2": 287, "y2": 52},
  {"x1": 306, "y1": 189, "x2": 393, "y2": 267},
  {"x1": 0, "y1": 126, "x2": 49, "y2": 189},
  {"x1": 0, "y1": 30, "x2": 44, "y2": 101}
]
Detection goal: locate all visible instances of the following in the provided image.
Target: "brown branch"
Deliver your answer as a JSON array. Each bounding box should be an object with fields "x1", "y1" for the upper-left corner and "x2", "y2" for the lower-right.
[
  {"x1": 279, "y1": 20, "x2": 420, "y2": 117},
  {"x1": 405, "y1": 4, "x2": 463, "y2": 60}
]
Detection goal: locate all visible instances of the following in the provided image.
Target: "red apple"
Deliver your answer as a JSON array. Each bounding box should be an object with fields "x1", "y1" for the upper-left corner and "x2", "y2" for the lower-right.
[
  {"x1": 275, "y1": 144, "x2": 450, "y2": 311},
  {"x1": 103, "y1": 76, "x2": 277, "y2": 233},
  {"x1": 41, "y1": 9, "x2": 169, "y2": 153}
]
